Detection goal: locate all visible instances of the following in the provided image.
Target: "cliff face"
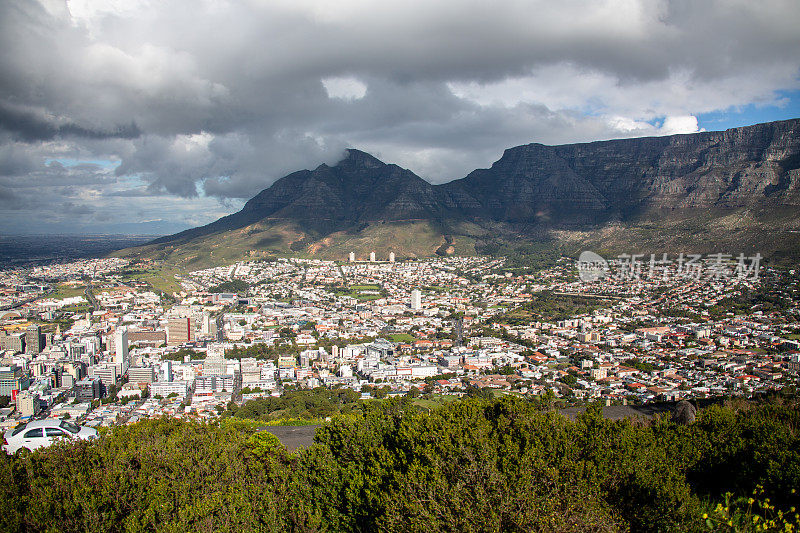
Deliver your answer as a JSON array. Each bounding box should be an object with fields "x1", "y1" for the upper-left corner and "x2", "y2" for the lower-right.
[
  {"x1": 150, "y1": 118, "x2": 800, "y2": 251},
  {"x1": 440, "y1": 119, "x2": 800, "y2": 226}
]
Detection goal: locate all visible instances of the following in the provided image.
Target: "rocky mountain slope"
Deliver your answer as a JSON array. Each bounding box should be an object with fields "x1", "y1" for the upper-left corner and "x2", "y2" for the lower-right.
[{"x1": 126, "y1": 118, "x2": 800, "y2": 266}]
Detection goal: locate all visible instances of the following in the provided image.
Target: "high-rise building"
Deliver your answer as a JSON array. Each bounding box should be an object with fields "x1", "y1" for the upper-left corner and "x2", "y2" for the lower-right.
[
  {"x1": 114, "y1": 327, "x2": 129, "y2": 373},
  {"x1": 349, "y1": 252, "x2": 355, "y2": 262},
  {"x1": 201, "y1": 313, "x2": 224, "y2": 341},
  {"x1": 25, "y1": 325, "x2": 42, "y2": 354},
  {"x1": 370, "y1": 251, "x2": 376, "y2": 262},
  {"x1": 0, "y1": 365, "x2": 29, "y2": 396},
  {"x1": 161, "y1": 360, "x2": 173, "y2": 382},
  {"x1": 410, "y1": 289, "x2": 422, "y2": 310},
  {"x1": 389, "y1": 252, "x2": 395, "y2": 262},
  {"x1": 167, "y1": 318, "x2": 193, "y2": 346}
]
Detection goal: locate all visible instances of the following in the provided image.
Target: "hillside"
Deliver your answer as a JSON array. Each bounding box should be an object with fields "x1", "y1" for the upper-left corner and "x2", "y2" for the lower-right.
[
  {"x1": 2, "y1": 394, "x2": 799, "y2": 532},
  {"x1": 119, "y1": 119, "x2": 800, "y2": 267}
]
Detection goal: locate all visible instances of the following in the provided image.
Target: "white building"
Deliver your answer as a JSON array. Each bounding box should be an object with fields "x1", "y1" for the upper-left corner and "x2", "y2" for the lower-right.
[
  {"x1": 114, "y1": 327, "x2": 129, "y2": 373},
  {"x1": 410, "y1": 289, "x2": 422, "y2": 310},
  {"x1": 349, "y1": 252, "x2": 355, "y2": 263},
  {"x1": 370, "y1": 251, "x2": 376, "y2": 262},
  {"x1": 150, "y1": 380, "x2": 189, "y2": 398},
  {"x1": 389, "y1": 252, "x2": 395, "y2": 262}
]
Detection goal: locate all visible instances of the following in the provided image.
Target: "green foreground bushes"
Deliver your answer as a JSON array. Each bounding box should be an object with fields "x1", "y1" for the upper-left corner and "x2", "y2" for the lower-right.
[{"x1": 1, "y1": 394, "x2": 799, "y2": 532}]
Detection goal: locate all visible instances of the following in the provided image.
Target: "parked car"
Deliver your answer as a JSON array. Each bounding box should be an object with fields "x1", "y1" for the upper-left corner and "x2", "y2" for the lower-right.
[{"x1": 3, "y1": 419, "x2": 98, "y2": 453}]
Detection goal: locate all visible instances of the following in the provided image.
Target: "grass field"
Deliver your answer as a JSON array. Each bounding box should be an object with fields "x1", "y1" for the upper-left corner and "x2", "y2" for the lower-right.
[
  {"x1": 388, "y1": 333, "x2": 415, "y2": 343},
  {"x1": 413, "y1": 394, "x2": 459, "y2": 410},
  {"x1": 48, "y1": 283, "x2": 86, "y2": 300},
  {"x1": 120, "y1": 263, "x2": 183, "y2": 294}
]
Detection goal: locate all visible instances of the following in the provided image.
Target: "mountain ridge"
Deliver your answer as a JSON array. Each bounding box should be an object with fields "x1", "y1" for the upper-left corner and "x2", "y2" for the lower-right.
[{"x1": 130, "y1": 118, "x2": 800, "y2": 267}]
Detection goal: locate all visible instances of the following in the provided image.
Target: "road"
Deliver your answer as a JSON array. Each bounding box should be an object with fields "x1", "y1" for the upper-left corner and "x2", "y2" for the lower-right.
[{"x1": 84, "y1": 284, "x2": 99, "y2": 309}]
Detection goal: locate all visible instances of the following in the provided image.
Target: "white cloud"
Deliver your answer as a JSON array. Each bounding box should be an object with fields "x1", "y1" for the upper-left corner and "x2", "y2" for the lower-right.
[
  {"x1": 659, "y1": 115, "x2": 700, "y2": 135},
  {"x1": 321, "y1": 77, "x2": 368, "y2": 101}
]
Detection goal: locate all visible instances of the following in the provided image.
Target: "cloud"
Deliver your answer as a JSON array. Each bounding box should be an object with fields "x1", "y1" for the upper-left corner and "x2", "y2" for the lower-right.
[
  {"x1": 0, "y1": 0, "x2": 798, "y2": 232},
  {"x1": 0, "y1": 103, "x2": 141, "y2": 142},
  {"x1": 322, "y1": 77, "x2": 368, "y2": 100}
]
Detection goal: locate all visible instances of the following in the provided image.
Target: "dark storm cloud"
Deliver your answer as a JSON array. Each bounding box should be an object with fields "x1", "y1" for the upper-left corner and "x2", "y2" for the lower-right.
[
  {"x1": 0, "y1": 104, "x2": 141, "y2": 142},
  {"x1": 0, "y1": 0, "x2": 799, "y2": 232}
]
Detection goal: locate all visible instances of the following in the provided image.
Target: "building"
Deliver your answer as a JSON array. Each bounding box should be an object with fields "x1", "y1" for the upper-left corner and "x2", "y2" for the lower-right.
[
  {"x1": 200, "y1": 313, "x2": 223, "y2": 341},
  {"x1": 16, "y1": 391, "x2": 40, "y2": 417},
  {"x1": 349, "y1": 252, "x2": 355, "y2": 263},
  {"x1": 114, "y1": 327, "x2": 130, "y2": 373},
  {"x1": 150, "y1": 380, "x2": 189, "y2": 398},
  {"x1": 127, "y1": 330, "x2": 167, "y2": 345},
  {"x1": 204, "y1": 354, "x2": 227, "y2": 376},
  {"x1": 76, "y1": 377, "x2": 101, "y2": 401},
  {"x1": 167, "y1": 318, "x2": 194, "y2": 346},
  {"x1": 370, "y1": 251, "x2": 376, "y2": 262},
  {"x1": 25, "y1": 324, "x2": 42, "y2": 355},
  {"x1": 410, "y1": 289, "x2": 422, "y2": 310},
  {"x1": 128, "y1": 366, "x2": 156, "y2": 384},
  {"x1": 0, "y1": 331, "x2": 24, "y2": 353},
  {"x1": 389, "y1": 252, "x2": 395, "y2": 262},
  {"x1": 161, "y1": 360, "x2": 173, "y2": 382},
  {"x1": 0, "y1": 365, "x2": 29, "y2": 396},
  {"x1": 91, "y1": 365, "x2": 118, "y2": 392}
]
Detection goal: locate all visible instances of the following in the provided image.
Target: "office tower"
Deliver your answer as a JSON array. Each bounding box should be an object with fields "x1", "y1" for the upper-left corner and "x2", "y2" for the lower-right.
[
  {"x1": 201, "y1": 313, "x2": 224, "y2": 341},
  {"x1": 410, "y1": 289, "x2": 422, "y2": 310},
  {"x1": 370, "y1": 251, "x2": 376, "y2": 262},
  {"x1": 161, "y1": 360, "x2": 173, "y2": 382},
  {"x1": 349, "y1": 252, "x2": 355, "y2": 262},
  {"x1": 167, "y1": 318, "x2": 193, "y2": 345},
  {"x1": 389, "y1": 252, "x2": 395, "y2": 262},
  {"x1": 25, "y1": 325, "x2": 42, "y2": 354},
  {"x1": 114, "y1": 327, "x2": 129, "y2": 373}
]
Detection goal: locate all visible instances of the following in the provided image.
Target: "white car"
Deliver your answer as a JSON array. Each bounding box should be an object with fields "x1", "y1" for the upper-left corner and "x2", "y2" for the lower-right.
[{"x1": 3, "y1": 419, "x2": 98, "y2": 454}]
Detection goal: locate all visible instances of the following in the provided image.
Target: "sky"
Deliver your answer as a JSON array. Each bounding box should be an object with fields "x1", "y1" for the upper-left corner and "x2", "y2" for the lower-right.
[{"x1": 0, "y1": 0, "x2": 799, "y2": 235}]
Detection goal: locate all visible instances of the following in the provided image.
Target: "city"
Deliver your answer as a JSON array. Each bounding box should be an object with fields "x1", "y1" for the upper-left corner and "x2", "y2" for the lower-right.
[{"x1": 1, "y1": 251, "x2": 797, "y2": 431}]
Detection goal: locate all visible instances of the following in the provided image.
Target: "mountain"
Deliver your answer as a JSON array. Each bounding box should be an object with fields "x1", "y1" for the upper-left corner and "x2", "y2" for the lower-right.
[
  {"x1": 441, "y1": 119, "x2": 800, "y2": 225},
  {"x1": 122, "y1": 119, "x2": 800, "y2": 268}
]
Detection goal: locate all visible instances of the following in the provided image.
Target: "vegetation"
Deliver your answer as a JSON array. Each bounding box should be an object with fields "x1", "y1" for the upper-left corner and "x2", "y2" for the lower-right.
[
  {"x1": 491, "y1": 290, "x2": 611, "y2": 325},
  {"x1": 224, "y1": 342, "x2": 296, "y2": 361},
  {"x1": 475, "y1": 240, "x2": 565, "y2": 273},
  {"x1": 1, "y1": 394, "x2": 799, "y2": 532},
  {"x1": 208, "y1": 279, "x2": 250, "y2": 294},
  {"x1": 228, "y1": 388, "x2": 362, "y2": 421},
  {"x1": 627, "y1": 358, "x2": 658, "y2": 373},
  {"x1": 162, "y1": 347, "x2": 203, "y2": 361}
]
